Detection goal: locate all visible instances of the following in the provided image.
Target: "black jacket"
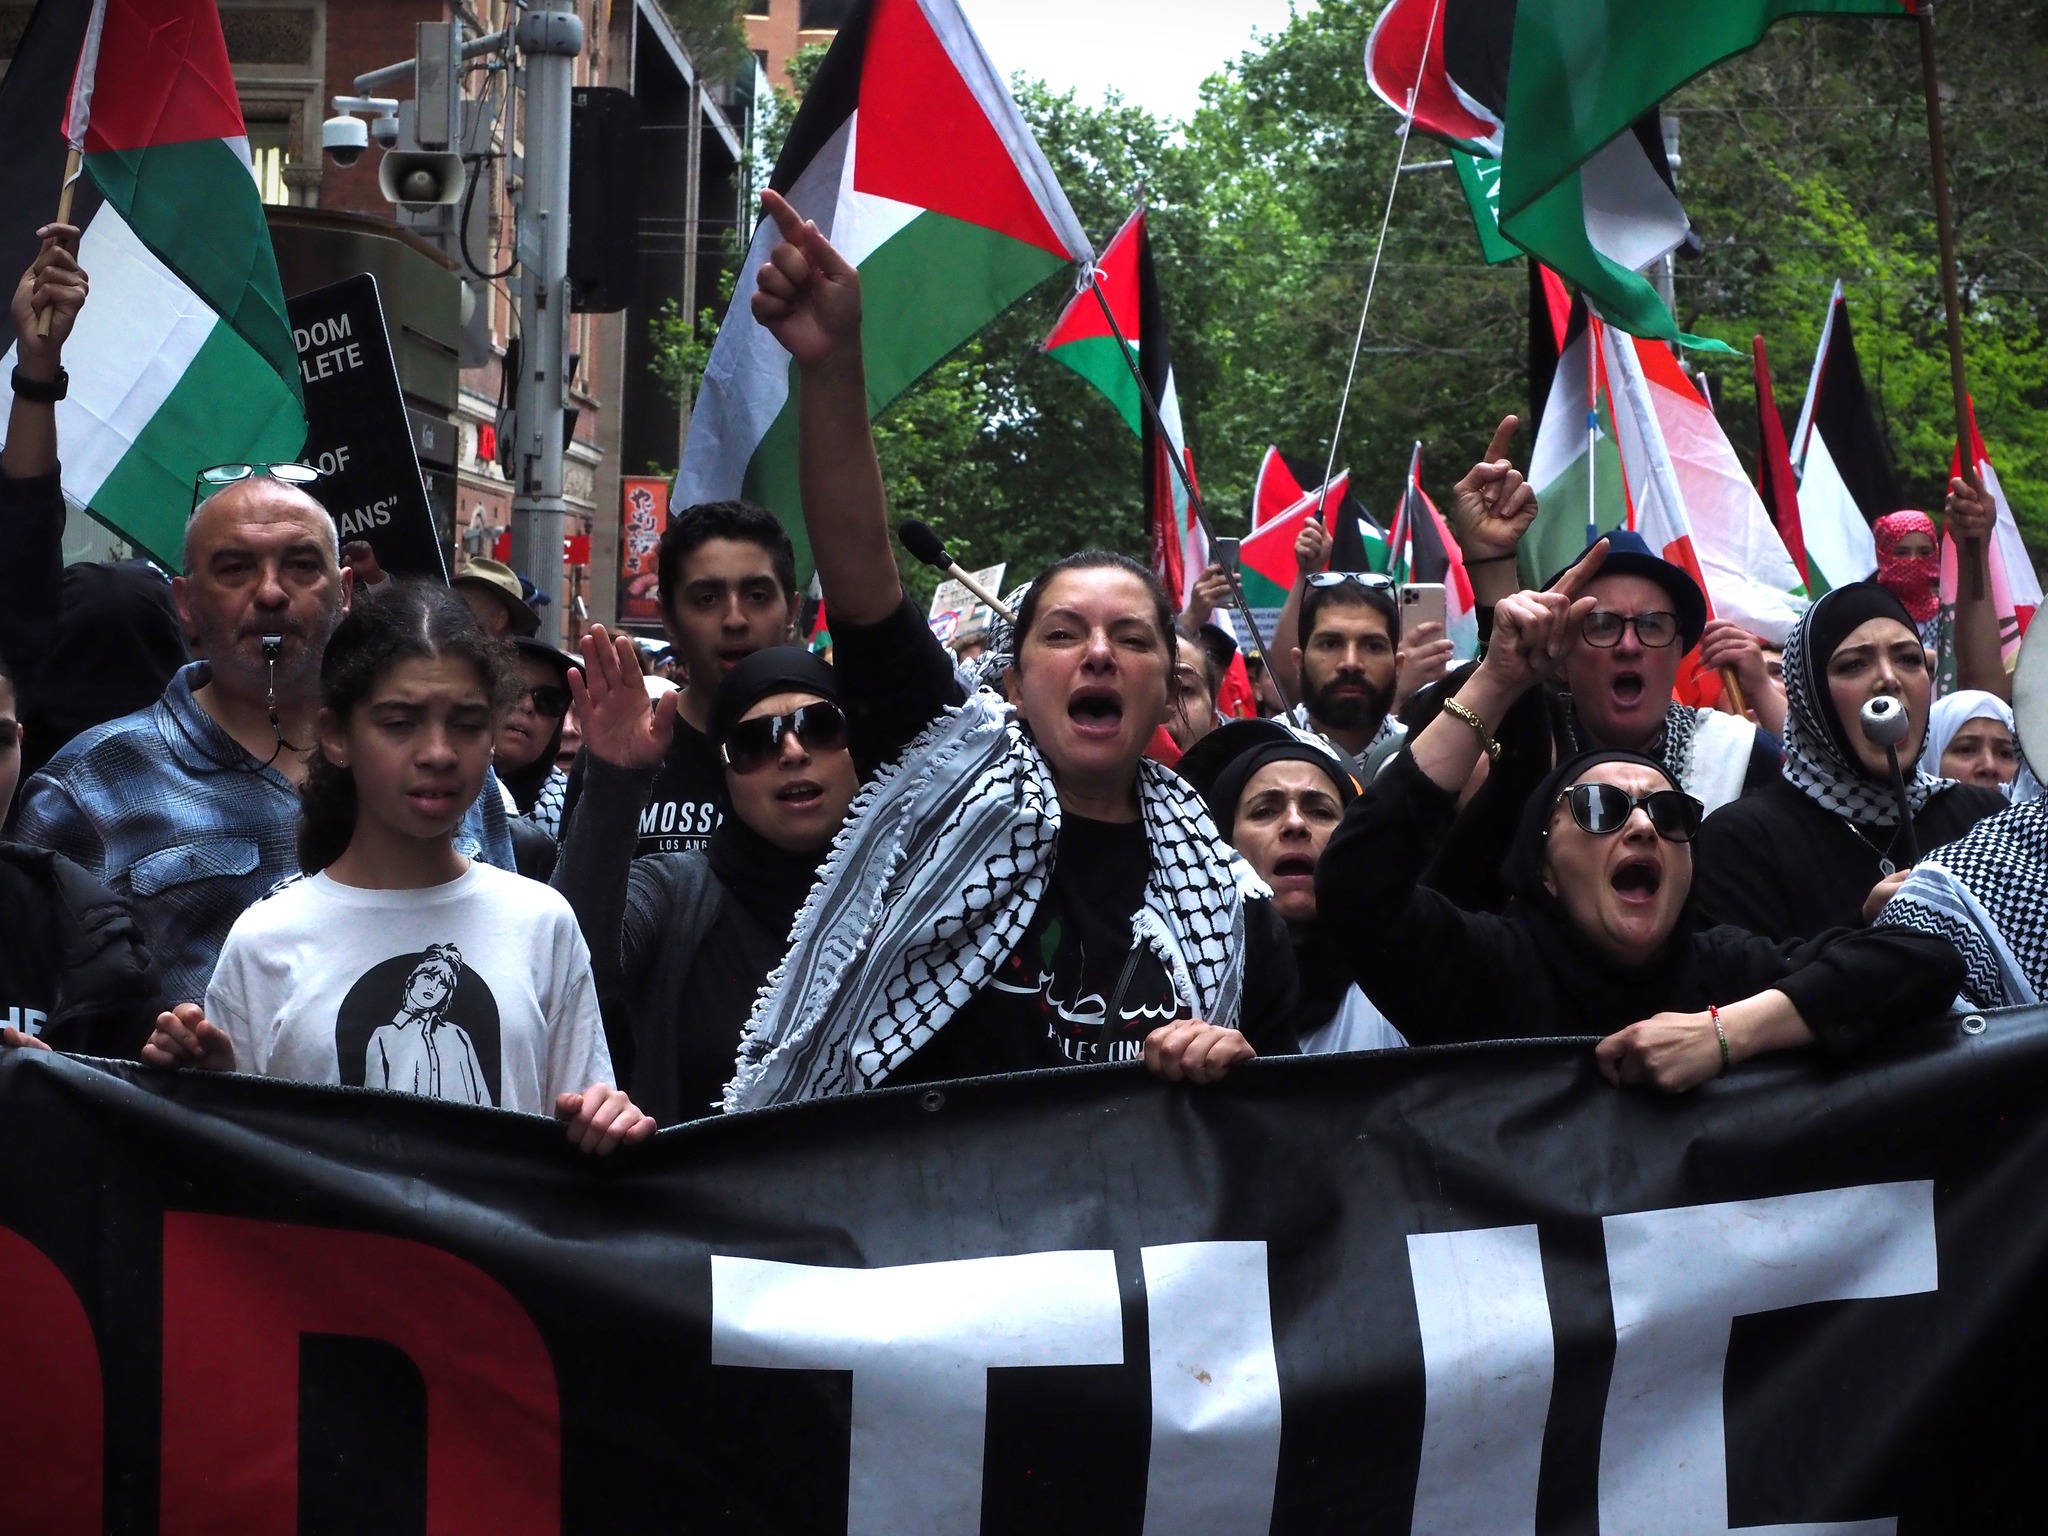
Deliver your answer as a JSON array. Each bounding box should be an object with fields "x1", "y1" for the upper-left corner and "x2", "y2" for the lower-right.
[
  {"x1": 0, "y1": 843, "x2": 163, "y2": 1055},
  {"x1": 1316, "y1": 750, "x2": 1964, "y2": 1052}
]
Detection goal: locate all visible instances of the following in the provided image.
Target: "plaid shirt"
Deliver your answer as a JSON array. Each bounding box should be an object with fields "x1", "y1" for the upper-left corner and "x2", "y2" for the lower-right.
[{"x1": 16, "y1": 662, "x2": 516, "y2": 1007}]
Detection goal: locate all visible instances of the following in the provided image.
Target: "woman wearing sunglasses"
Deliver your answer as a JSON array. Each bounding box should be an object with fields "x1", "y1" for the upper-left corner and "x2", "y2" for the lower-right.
[
  {"x1": 1317, "y1": 562, "x2": 1964, "y2": 1090},
  {"x1": 496, "y1": 638, "x2": 578, "y2": 840},
  {"x1": 552, "y1": 631, "x2": 860, "y2": 1122}
]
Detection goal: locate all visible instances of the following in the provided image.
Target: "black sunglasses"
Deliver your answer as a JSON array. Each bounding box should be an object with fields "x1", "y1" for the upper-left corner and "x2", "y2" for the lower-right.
[
  {"x1": 1305, "y1": 571, "x2": 1395, "y2": 592},
  {"x1": 1554, "y1": 782, "x2": 1703, "y2": 842},
  {"x1": 720, "y1": 702, "x2": 849, "y2": 774},
  {"x1": 191, "y1": 461, "x2": 322, "y2": 511},
  {"x1": 1581, "y1": 609, "x2": 1680, "y2": 649},
  {"x1": 515, "y1": 685, "x2": 571, "y2": 719}
]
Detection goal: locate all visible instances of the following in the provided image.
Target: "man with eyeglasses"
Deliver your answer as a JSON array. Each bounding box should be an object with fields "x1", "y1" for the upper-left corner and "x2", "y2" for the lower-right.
[
  {"x1": 15, "y1": 457, "x2": 516, "y2": 1010},
  {"x1": 1542, "y1": 529, "x2": 1780, "y2": 814}
]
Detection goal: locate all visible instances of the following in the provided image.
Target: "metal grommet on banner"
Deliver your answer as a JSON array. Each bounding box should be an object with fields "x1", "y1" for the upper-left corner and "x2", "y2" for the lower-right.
[
  {"x1": 1961, "y1": 1014, "x2": 1988, "y2": 1036},
  {"x1": 920, "y1": 1089, "x2": 946, "y2": 1114}
]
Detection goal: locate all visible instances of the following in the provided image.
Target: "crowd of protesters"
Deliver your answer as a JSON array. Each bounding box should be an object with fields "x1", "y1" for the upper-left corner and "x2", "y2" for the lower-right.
[{"x1": 1, "y1": 193, "x2": 2038, "y2": 1144}]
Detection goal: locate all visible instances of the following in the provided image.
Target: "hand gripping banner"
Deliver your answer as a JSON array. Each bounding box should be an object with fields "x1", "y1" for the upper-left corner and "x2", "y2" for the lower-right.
[{"x1": 3, "y1": 1007, "x2": 2046, "y2": 1533}]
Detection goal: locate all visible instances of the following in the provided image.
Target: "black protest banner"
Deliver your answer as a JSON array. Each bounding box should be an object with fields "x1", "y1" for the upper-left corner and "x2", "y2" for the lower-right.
[
  {"x1": 4, "y1": 1009, "x2": 2048, "y2": 1534},
  {"x1": 288, "y1": 274, "x2": 447, "y2": 580}
]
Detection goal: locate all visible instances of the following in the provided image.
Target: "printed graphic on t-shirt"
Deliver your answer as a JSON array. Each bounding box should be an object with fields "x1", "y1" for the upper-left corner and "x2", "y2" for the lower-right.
[
  {"x1": 335, "y1": 944, "x2": 503, "y2": 1106},
  {"x1": 988, "y1": 917, "x2": 1177, "y2": 1065},
  {"x1": 636, "y1": 795, "x2": 723, "y2": 854},
  {"x1": 0, "y1": 1005, "x2": 48, "y2": 1038}
]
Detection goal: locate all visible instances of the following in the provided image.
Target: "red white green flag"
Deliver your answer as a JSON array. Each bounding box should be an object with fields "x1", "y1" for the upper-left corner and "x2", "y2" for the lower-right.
[
  {"x1": 676, "y1": 0, "x2": 1093, "y2": 573},
  {"x1": 1938, "y1": 397, "x2": 2041, "y2": 681},
  {"x1": 1042, "y1": 207, "x2": 1206, "y2": 604},
  {"x1": 1240, "y1": 472, "x2": 1350, "y2": 609},
  {"x1": 0, "y1": 0, "x2": 306, "y2": 567}
]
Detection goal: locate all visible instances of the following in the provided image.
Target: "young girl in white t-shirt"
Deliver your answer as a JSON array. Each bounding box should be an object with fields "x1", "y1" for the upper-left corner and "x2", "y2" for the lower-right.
[{"x1": 144, "y1": 581, "x2": 653, "y2": 1155}]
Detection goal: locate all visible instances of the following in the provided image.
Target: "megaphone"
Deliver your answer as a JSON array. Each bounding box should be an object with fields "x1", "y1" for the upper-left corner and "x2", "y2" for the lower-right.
[{"x1": 378, "y1": 150, "x2": 466, "y2": 208}]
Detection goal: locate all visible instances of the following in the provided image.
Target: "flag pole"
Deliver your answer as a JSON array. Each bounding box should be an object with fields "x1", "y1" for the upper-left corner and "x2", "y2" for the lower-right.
[
  {"x1": 31, "y1": 147, "x2": 82, "y2": 340},
  {"x1": 1082, "y1": 268, "x2": 1295, "y2": 711},
  {"x1": 1915, "y1": 0, "x2": 1985, "y2": 599}
]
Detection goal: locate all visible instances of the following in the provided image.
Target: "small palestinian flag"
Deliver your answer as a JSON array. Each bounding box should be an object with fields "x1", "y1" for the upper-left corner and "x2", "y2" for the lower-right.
[
  {"x1": 1043, "y1": 207, "x2": 1205, "y2": 604},
  {"x1": 1937, "y1": 396, "x2": 2041, "y2": 677},
  {"x1": 1240, "y1": 473, "x2": 1350, "y2": 609},
  {"x1": 1250, "y1": 447, "x2": 1385, "y2": 571},
  {"x1": 1386, "y1": 444, "x2": 1478, "y2": 660},
  {"x1": 1791, "y1": 282, "x2": 1898, "y2": 594},
  {"x1": 675, "y1": 0, "x2": 1092, "y2": 573},
  {"x1": 1752, "y1": 332, "x2": 1809, "y2": 587},
  {"x1": 0, "y1": 0, "x2": 305, "y2": 568}
]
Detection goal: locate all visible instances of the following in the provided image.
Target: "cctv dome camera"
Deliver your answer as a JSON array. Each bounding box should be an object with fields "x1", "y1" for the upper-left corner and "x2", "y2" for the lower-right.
[
  {"x1": 322, "y1": 113, "x2": 369, "y2": 167},
  {"x1": 370, "y1": 113, "x2": 402, "y2": 149}
]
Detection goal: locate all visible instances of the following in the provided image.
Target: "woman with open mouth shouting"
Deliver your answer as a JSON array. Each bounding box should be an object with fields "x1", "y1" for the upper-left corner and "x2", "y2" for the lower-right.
[
  {"x1": 1316, "y1": 552, "x2": 1964, "y2": 1092},
  {"x1": 719, "y1": 190, "x2": 1299, "y2": 1112}
]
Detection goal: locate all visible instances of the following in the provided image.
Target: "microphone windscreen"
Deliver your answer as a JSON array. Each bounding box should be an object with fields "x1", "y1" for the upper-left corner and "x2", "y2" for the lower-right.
[
  {"x1": 897, "y1": 519, "x2": 951, "y2": 571},
  {"x1": 1859, "y1": 695, "x2": 1912, "y2": 749}
]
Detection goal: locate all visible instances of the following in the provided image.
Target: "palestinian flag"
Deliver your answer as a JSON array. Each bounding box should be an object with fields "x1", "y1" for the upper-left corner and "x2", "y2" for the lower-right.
[
  {"x1": 1528, "y1": 261, "x2": 1573, "y2": 434},
  {"x1": 1522, "y1": 291, "x2": 1630, "y2": 588},
  {"x1": 1752, "y1": 333, "x2": 1810, "y2": 587},
  {"x1": 1240, "y1": 475, "x2": 1349, "y2": 609},
  {"x1": 1790, "y1": 282, "x2": 1897, "y2": 594},
  {"x1": 1042, "y1": 207, "x2": 1205, "y2": 603},
  {"x1": 1936, "y1": 396, "x2": 2041, "y2": 679},
  {"x1": 1386, "y1": 444, "x2": 1479, "y2": 660},
  {"x1": 1250, "y1": 448, "x2": 1385, "y2": 571},
  {"x1": 675, "y1": 0, "x2": 1092, "y2": 571},
  {"x1": 0, "y1": 0, "x2": 304, "y2": 569},
  {"x1": 1368, "y1": 0, "x2": 1694, "y2": 325},
  {"x1": 1499, "y1": 0, "x2": 1915, "y2": 344}
]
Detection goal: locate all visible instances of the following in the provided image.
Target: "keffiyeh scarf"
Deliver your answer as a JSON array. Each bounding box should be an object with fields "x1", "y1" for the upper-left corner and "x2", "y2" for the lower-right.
[
  {"x1": 723, "y1": 680, "x2": 1264, "y2": 1112},
  {"x1": 1560, "y1": 695, "x2": 1697, "y2": 782},
  {"x1": 1781, "y1": 600, "x2": 1945, "y2": 827},
  {"x1": 1880, "y1": 798, "x2": 2048, "y2": 1009}
]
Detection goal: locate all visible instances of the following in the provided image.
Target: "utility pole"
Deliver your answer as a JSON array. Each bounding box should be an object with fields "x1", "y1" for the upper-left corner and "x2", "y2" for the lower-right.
[{"x1": 509, "y1": 0, "x2": 582, "y2": 648}]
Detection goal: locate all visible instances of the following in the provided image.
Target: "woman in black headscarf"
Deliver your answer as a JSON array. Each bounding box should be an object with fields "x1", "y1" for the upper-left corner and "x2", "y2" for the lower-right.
[
  {"x1": 551, "y1": 633, "x2": 860, "y2": 1121},
  {"x1": 1315, "y1": 567, "x2": 1963, "y2": 1089},
  {"x1": 1179, "y1": 719, "x2": 1404, "y2": 1054},
  {"x1": 1693, "y1": 582, "x2": 2005, "y2": 941}
]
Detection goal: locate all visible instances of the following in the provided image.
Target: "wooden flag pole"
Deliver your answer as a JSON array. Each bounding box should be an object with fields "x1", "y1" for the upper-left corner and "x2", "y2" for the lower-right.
[
  {"x1": 1915, "y1": 0, "x2": 1986, "y2": 599},
  {"x1": 31, "y1": 147, "x2": 82, "y2": 340}
]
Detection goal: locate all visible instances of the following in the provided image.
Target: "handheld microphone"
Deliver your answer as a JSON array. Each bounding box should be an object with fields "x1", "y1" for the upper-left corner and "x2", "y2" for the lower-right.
[
  {"x1": 260, "y1": 634, "x2": 285, "y2": 662},
  {"x1": 1859, "y1": 696, "x2": 1920, "y2": 866},
  {"x1": 895, "y1": 520, "x2": 1017, "y2": 623}
]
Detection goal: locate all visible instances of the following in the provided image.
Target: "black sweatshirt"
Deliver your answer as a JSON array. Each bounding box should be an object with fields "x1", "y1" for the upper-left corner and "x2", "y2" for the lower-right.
[
  {"x1": 1316, "y1": 750, "x2": 1964, "y2": 1052},
  {"x1": 1693, "y1": 775, "x2": 2007, "y2": 941}
]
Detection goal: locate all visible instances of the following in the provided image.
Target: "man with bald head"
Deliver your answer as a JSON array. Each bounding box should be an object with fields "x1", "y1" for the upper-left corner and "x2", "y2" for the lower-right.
[{"x1": 17, "y1": 468, "x2": 516, "y2": 1006}]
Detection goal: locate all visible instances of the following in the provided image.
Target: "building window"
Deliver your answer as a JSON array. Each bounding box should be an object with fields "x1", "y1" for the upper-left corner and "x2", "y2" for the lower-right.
[
  {"x1": 246, "y1": 116, "x2": 295, "y2": 206},
  {"x1": 744, "y1": 0, "x2": 770, "y2": 14},
  {"x1": 798, "y1": 0, "x2": 852, "y2": 27}
]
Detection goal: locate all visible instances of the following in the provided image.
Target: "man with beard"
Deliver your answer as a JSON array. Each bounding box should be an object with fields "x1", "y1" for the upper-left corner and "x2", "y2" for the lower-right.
[
  {"x1": 1287, "y1": 575, "x2": 1402, "y2": 776},
  {"x1": 16, "y1": 472, "x2": 515, "y2": 1006}
]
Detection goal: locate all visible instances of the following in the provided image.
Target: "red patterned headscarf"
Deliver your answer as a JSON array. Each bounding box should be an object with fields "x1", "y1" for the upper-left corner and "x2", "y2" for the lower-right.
[{"x1": 1874, "y1": 510, "x2": 1939, "y2": 624}]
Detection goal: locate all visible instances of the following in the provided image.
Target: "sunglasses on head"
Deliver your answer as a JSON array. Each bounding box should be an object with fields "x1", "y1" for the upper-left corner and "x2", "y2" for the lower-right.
[
  {"x1": 1581, "y1": 609, "x2": 1680, "y2": 649},
  {"x1": 191, "y1": 461, "x2": 322, "y2": 511},
  {"x1": 516, "y1": 685, "x2": 571, "y2": 719},
  {"x1": 1305, "y1": 571, "x2": 1395, "y2": 592},
  {"x1": 1554, "y1": 782, "x2": 1703, "y2": 842},
  {"x1": 720, "y1": 701, "x2": 849, "y2": 774}
]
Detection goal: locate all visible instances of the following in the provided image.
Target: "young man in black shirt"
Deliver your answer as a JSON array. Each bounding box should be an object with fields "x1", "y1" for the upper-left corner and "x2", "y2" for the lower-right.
[{"x1": 567, "y1": 502, "x2": 802, "y2": 853}]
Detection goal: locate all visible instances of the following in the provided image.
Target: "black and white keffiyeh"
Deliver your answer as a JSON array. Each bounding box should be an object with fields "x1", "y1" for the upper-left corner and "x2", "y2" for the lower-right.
[
  {"x1": 1561, "y1": 695, "x2": 1695, "y2": 779},
  {"x1": 723, "y1": 679, "x2": 1265, "y2": 1112},
  {"x1": 1780, "y1": 592, "x2": 1946, "y2": 827},
  {"x1": 1880, "y1": 798, "x2": 2048, "y2": 1009}
]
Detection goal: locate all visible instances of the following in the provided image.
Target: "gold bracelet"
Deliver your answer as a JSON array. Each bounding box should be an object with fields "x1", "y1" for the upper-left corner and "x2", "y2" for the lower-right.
[{"x1": 1441, "y1": 697, "x2": 1500, "y2": 762}]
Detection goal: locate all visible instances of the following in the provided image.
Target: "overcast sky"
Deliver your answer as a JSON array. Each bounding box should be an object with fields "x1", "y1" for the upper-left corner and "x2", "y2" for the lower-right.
[{"x1": 953, "y1": 0, "x2": 1317, "y2": 122}]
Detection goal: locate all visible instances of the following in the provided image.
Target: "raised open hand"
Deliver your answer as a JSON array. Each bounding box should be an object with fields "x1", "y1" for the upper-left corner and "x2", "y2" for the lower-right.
[
  {"x1": 1449, "y1": 415, "x2": 1538, "y2": 563},
  {"x1": 570, "y1": 624, "x2": 677, "y2": 770},
  {"x1": 749, "y1": 188, "x2": 863, "y2": 371},
  {"x1": 1482, "y1": 537, "x2": 1606, "y2": 694}
]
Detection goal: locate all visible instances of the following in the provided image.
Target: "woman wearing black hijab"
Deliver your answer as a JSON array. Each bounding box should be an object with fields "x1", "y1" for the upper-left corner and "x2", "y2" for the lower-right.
[
  {"x1": 1178, "y1": 720, "x2": 1405, "y2": 1054},
  {"x1": 552, "y1": 631, "x2": 859, "y2": 1121},
  {"x1": 1316, "y1": 565, "x2": 1963, "y2": 1089},
  {"x1": 1693, "y1": 582, "x2": 2005, "y2": 941}
]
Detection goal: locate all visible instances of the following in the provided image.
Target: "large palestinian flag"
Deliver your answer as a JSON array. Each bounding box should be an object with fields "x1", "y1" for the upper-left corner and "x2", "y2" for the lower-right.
[
  {"x1": 1498, "y1": 0, "x2": 1916, "y2": 343},
  {"x1": 1752, "y1": 333, "x2": 1810, "y2": 588},
  {"x1": 0, "y1": 0, "x2": 305, "y2": 569},
  {"x1": 675, "y1": 0, "x2": 1092, "y2": 570},
  {"x1": 1042, "y1": 208, "x2": 1205, "y2": 604}
]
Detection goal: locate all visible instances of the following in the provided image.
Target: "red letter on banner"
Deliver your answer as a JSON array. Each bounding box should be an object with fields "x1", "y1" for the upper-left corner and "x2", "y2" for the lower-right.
[
  {"x1": 160, "y1": 1212, "x2": 559, "y2": 1536},
  {"x1": 0, "y1": 1226, "x2": 102, "y2": 1534}
]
